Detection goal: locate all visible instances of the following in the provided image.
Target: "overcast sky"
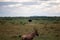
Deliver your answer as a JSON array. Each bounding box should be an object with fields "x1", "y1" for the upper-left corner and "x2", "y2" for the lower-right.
[{"x1": 0, "y1": 0, "x2": 60, "y2": 17}]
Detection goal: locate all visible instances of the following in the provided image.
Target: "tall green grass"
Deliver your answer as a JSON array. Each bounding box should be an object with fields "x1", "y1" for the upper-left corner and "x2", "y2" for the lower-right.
[{"x1": 0, "y1": 17, "x2": 60, "y2": 40}]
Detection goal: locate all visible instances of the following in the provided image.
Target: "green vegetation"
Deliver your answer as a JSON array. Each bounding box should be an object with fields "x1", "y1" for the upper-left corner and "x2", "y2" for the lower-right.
[{"x1": 0, "y1": 16, "x2": 60, "y2": 40}]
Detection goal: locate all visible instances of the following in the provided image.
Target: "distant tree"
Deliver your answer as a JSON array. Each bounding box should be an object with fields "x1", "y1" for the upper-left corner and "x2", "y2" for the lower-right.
[{"x1": 28, "y1": 19, "x2": 32, "y2": 22}]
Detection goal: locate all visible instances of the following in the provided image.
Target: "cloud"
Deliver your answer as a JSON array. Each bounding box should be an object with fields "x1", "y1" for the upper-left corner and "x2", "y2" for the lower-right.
[
  {"x1": 3, "y1": 4, "x2": 23, "y2": 7},
  {"x1": 0, "y1": 0, "x2": 60, "y2": 2},
  {"x1": 0, "y1": 1, "x2": 60, "y2": 17},
  {"x1": 0, "y1": 0, "x2": 34, "y2": 2},
  {"x1": 38, "y1": 0, "x2": 49, "y2": 1}
]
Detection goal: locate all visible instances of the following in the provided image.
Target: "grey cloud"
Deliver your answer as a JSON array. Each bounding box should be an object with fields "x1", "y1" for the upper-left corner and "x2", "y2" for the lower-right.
[
  {"x1": 49, "y1": 2, "x2": 60, "y2": 5},
  {"x1": 0, "y1": 2, "x2": 40, "y2": 6},
  {"x1": 38, "y1": 0, "x2": 50, "y2": 1},
  {"x1": 22, "y1": 2, "x2": 40, "y2": 5},
  {"x1": 0, "y1": 2, "x2": 19, "y2": 6}
]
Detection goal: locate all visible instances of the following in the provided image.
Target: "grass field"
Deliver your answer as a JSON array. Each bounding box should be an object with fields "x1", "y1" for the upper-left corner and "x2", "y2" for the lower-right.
[{"x1": 0, "y1": 17, "x2": 60, "y2": 40}]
